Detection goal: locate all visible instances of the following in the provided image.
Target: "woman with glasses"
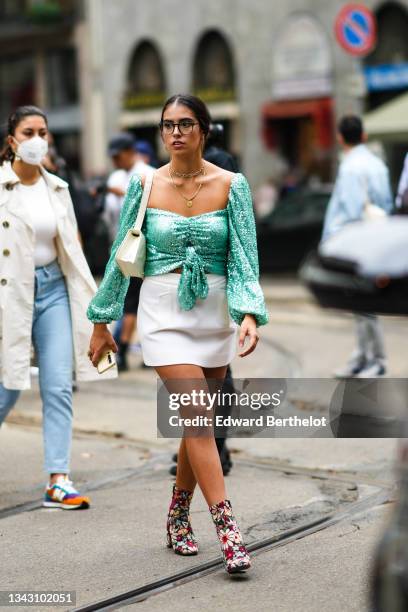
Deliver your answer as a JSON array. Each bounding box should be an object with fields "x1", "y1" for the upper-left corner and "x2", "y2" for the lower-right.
[{"x1": 87, "y1": 94, "x2": 268, "y2": 574}]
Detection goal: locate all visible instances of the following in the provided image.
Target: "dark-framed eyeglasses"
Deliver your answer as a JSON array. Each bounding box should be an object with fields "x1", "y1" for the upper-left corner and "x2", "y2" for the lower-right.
[{"x1": 160, "y1": 120, "x2": 199, "y2": 135}]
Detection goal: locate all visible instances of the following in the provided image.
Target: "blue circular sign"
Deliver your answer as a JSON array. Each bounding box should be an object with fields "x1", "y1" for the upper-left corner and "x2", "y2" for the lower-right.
[{"x1": 335, "y1": 4, "x2": 377, "y2": 56}]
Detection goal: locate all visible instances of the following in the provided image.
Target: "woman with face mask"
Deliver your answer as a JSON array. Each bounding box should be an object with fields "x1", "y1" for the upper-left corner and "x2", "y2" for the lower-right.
[{"x1": 0, "y1": 105, "x2": 117, "y2": 509}]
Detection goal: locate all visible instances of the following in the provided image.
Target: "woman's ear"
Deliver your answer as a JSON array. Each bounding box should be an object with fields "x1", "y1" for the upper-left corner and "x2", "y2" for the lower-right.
[{"x1": 7, "y1": 135, "x2": 16, "y2": 152}]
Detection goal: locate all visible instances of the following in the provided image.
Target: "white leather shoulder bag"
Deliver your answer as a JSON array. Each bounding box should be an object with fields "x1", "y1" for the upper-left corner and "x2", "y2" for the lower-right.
[{"x1": 115, "y1": 169, "x2": 154, "y2": 277}]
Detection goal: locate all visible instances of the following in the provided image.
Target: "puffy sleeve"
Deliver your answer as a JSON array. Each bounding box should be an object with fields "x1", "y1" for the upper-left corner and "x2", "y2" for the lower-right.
[
  {"x1": 87, "y1": 174, "x2": 143, "y2": 323},
  {"x1": 227, "y1": 174, "x2": 269, "y2": 327}
]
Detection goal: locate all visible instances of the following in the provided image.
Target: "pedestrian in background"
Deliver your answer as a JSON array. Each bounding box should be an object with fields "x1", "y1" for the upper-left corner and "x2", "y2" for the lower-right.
[
  {"x1": 322, "y1": 115, "x2": 393, "y2": 378},
  {"x1": 204, "y1": 122, "x2": 239, "y2": 172},
  {"x1": 104, "y1": 133, "x2": 154, "y2": 371},
  {"x1": 87, "y1": 94, "x2": 269, "y2": 574},
  {"x1": 0, "y1": 106, "x2": 116, "y2": 509},
  {"x1": 134, "y1": 139, "x2": 158, "y2": 168}
]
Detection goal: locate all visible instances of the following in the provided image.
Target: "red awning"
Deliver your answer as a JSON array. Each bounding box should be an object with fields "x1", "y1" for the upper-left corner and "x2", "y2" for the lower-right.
[
  {"x1": 262, "y1": 98, "x2": 332, "y2": 119},
  {"x1": 262, "y1": 97, "x2": 334, "y2": 149}
]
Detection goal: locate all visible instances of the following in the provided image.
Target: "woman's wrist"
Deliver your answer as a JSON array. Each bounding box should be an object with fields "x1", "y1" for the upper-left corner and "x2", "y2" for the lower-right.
[{"x1": 94, "y1": 322, "x2": 109, "y2": 332}]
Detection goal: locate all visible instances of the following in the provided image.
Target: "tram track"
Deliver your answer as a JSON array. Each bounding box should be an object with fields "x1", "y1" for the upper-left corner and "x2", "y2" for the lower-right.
[
  {"x1": 0, "y1": 449, "x2": 395, "y2": 609},
  {"x1": 234, "y1": 457, "x2": 395, "y2": 490},
  {"x1": 73, "y1": 485, "x2": 392, "y2": 611}
]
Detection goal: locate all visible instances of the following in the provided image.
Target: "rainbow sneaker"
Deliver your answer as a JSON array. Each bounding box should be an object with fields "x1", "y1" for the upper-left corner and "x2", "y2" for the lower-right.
[{"x1": 43, "y1": 476, "x2": 90, "y2": 510}]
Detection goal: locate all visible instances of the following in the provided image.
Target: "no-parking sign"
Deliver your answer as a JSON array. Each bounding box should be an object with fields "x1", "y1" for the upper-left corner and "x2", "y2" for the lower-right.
[{"x1": 335, "y1": 4, "x2": 377, "y2": 57}]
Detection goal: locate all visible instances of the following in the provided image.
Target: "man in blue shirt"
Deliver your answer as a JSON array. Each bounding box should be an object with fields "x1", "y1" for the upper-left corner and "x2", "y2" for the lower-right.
[{"x1": 322, "y1": 116, "x2": 393, "y2": 378}]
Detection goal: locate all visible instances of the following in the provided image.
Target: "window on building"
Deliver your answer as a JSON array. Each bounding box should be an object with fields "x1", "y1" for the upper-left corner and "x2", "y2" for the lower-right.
[
  {"x1": 193, "y1": 30, "x2": 236, "y2": 102},
  {"x1": 45, "y1": 48, "x2": 78, "y2": 107},
  {"x1": 367, "y1": 2, "x2": 408, "y2": 65},
  {"x1": 124, "y1": 40, "x2": 166, "y2": 109},
  {"x1": 0, "y1": 55, "x2": 36, "y2": 121}
]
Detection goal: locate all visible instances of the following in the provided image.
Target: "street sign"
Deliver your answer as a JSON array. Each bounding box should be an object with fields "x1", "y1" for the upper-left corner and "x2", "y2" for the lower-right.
[
  {"x1": 335, "y1": 4, "x2": 377, "y2": 57},
  {"x1": 364, "y1": 63, "x2": 408, "y2": 91}
]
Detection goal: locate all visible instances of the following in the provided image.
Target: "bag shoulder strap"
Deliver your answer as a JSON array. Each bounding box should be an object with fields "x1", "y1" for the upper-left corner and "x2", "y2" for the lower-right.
[{"x1": 132, "y1": 169, "x2": 154, "y2": 231}]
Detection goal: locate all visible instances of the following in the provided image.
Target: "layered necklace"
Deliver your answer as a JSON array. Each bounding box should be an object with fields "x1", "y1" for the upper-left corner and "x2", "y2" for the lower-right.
[{"x1": 169, "y1": 163, "x2": 205, "y2": 208}]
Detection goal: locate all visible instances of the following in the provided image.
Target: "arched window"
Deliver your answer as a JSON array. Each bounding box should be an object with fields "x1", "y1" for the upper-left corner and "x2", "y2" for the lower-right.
[
  {"x1": 123, "y1": 40, "x2": 166, "y2": 110},
  {"x1": 192, "y1": 30, "x2": 236, "y2": 102},
  {"x1": 366, "y1": 2, "x2": 408, "y2": 66}
]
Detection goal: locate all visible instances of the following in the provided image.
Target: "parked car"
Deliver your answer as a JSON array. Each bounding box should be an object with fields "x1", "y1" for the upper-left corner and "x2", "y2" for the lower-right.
[
  {"x1": 299, "y1": 217, "x2": 408, "y2": 316},
  {"x1": 257, "y1": 186, "x2": 332, "y2": 273}
]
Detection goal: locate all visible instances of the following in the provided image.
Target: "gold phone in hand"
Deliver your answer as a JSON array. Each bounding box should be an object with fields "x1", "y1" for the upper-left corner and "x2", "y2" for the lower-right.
[{"x1": 97, "y1": 350, "x2": 116, "y2": 374}]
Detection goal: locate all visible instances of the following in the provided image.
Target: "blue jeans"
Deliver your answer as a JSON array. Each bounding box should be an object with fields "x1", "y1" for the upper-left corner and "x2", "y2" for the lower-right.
[{"x1": 0, "y1": 259, "x2": 73, "y2": 474}]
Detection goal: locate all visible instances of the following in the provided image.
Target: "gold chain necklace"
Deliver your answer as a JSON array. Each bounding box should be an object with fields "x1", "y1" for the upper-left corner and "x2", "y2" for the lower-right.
[
  {"x1": 169, "y1": 164, "x2": 204, "y2": 178},
  {"x1": 168, "y1": 165, "x2": 206, "y2": 208}
]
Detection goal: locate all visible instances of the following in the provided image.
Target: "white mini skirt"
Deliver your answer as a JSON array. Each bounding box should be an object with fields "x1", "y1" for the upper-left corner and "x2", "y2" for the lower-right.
[{"x1": 137, "y1": 273, "x2": 238, "y2": 367}]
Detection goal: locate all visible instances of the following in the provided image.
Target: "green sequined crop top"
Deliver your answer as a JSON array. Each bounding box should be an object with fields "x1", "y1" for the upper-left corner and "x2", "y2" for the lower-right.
[{"x1": 87, "y1": 173, "x2": 269, "y2": 327}]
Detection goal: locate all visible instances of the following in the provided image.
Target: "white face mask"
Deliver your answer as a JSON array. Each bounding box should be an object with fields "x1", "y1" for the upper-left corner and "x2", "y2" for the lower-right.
[{"x1": 13, "y1": 136, "x2": 48, "y2": 166}]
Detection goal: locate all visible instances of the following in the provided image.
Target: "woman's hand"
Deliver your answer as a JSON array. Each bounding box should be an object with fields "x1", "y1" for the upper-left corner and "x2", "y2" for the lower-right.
[
  {"x1": 238, "y1": 314, "x2": 259, "y2": 357},
  {"x1": 88, "y1": 323, "x2": 118, "y2": 368}
]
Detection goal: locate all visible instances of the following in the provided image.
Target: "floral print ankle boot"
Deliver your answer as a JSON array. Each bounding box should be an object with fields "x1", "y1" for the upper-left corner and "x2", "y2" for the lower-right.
[
  {"x1": 209, "y1": 499, "x2": 251, "y2": 573},
  {"x1": 166, "y1": 484, "x2": 198, "y2": 555}
]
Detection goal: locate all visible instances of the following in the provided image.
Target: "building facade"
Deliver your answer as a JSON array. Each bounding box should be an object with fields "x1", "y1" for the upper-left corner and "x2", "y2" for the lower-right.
[
  {"x1": 1, "y1": 0, "x2": 408, "y2": 186},
  {"x1": 83, "y1": 0, "x2": 408, "y2": 186}
]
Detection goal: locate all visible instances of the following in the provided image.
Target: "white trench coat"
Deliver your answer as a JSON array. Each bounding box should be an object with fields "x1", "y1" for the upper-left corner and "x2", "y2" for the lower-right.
[{"x1": 0, "y1": 162, "x2": 117, "y2": 390}]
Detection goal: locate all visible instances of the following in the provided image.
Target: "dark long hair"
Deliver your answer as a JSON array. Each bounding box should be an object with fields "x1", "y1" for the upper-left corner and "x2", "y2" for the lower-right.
[
  {"x1": 0, "y1": 105, "x2": 48, "y2": 166},
  {"x1": 160, "y1": 94, "x2": 211, "y2": 139}
]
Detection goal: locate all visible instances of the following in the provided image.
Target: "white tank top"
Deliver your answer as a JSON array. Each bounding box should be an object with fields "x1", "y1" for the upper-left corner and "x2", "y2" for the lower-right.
[{"x1": 17, "y1": 176, "x2": 58, "y2": 267}]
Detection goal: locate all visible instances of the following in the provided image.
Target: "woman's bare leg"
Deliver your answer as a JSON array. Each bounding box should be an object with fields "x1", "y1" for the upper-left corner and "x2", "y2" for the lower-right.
[
  {"x1": 176, "y1": 437, "x2": 196, "y2": 492},
  {"x1": 155, "y1": 363, "x2": 228, "y2": 506}
]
